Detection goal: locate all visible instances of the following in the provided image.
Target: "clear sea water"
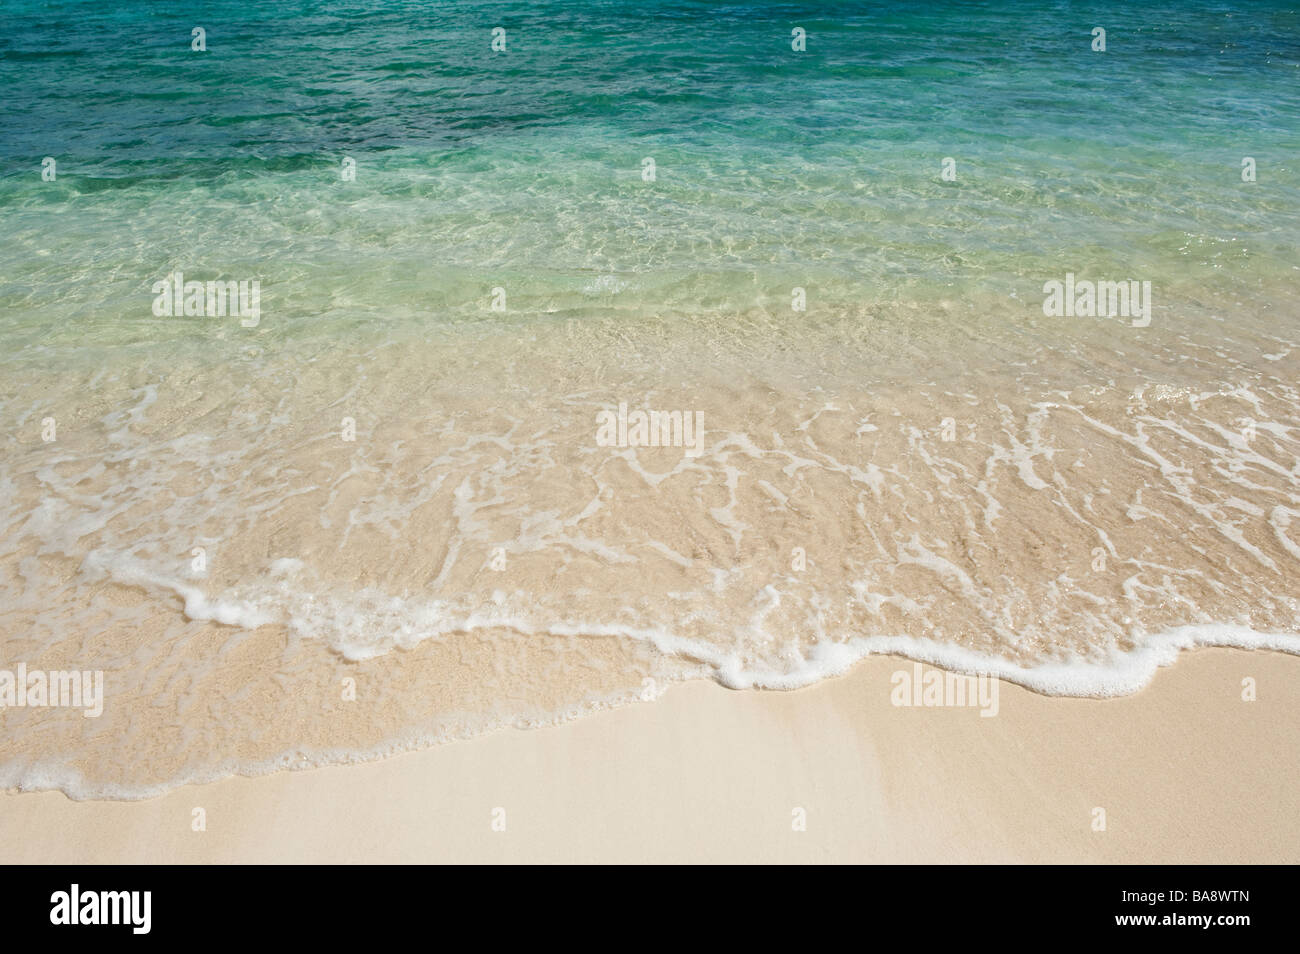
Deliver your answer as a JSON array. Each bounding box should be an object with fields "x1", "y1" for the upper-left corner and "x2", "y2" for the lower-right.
[{"x1": 2, "y1": 1, "x2": 1298, "y2": 350}]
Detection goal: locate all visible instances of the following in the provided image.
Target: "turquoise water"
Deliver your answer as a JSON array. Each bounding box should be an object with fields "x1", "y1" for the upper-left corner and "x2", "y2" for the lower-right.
[{"x1": 2, "y1": 1, "x2": 1298, "y2": 352}]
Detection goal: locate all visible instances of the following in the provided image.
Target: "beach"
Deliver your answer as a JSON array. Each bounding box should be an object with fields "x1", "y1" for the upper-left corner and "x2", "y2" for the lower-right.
[
  {"x1": 4, "y1": 647, "x2": 1296, "y2": 864},
  {"x1": 1, "y1": 1, "x2": 1299, "y2": 864}
]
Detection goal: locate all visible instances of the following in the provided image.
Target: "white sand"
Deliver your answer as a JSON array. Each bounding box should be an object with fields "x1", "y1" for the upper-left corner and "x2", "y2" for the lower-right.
[{"x1": 2, "y1": 647, "x2": 1296, "y2": 863}]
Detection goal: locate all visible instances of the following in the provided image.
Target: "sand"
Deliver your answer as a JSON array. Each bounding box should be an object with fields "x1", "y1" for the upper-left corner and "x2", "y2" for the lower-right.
[{"x1": 1, "y1": 646, "x2": 1296, "y2": 864}]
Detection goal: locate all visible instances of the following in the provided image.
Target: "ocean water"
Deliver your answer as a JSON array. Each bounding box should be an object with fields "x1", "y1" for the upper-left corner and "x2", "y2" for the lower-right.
[{"x1": 1, "y1": 0, "x2": 1299, "y2": 797}]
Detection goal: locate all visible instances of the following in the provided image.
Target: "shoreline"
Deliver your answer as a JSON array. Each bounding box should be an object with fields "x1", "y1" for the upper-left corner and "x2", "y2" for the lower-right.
[
  {"x1": 2, "y1": 645, "x2": 1296, "y2": 864},
  {"x1": 6, "y1": 286, "x2": 1299, "y2": 797},
  {"x1": 6, "y1": 624, "x2": 1300, "y2": 801}
]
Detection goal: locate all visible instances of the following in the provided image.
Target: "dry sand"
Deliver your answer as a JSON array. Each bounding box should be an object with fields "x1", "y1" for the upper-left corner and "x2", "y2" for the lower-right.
[{"x1": 1, "y1": 647, "x2": 1296, "y2": 863}]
